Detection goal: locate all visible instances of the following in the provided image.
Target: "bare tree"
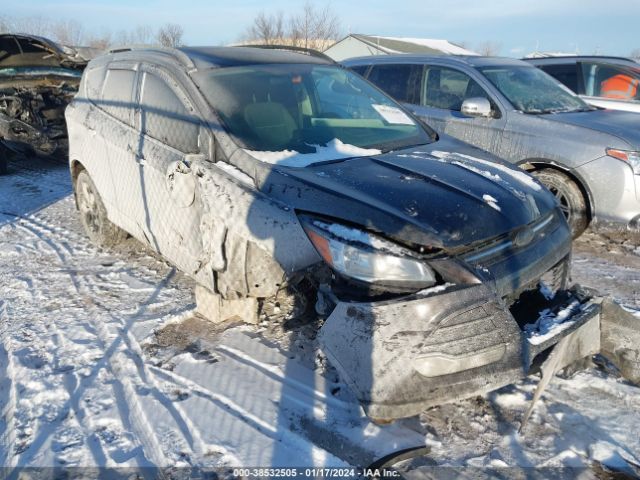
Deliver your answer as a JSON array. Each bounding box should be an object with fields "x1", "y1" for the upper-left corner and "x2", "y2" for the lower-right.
[
  {"x1": 0, "y1": 16, "x2": 10, "y2": 34},
  {"x1": 631, "y1": 48, "x2": 640, "y2": 61},
  {"x1": 0, "y1": 14, "x2": 175, "y2": 49},
  {"x1": 246, "y1": 11, "x2": 285, "y2": 45},
  {"x1": 157, "y1": 23, "x2": 184, "y2": 47},
  {"x1": 50, "y1": 19, "x2": 84, "y2": 46},
  {"x1": 6, "y1": 15, "x2": 51, "y2": 37},
  {"x1": 113, "y1": 24, "x2": 155, "y2": 46},
  {"x1": 86, "y1": 28, "x2": 113, "y2": 50},
  {"x1": 477, "y1": 41, "x2": 502, "y2": 56},
  {"x1": 133, "y1": 25, "x2": 154, "y2": 44},
  {"x1": 243, "y1": 2, "x2": 340, "y2": 51}
]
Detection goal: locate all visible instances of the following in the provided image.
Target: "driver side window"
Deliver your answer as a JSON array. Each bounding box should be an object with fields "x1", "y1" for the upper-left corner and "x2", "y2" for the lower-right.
[{"x1": 422, "y1": 66, "x2": 491, "y2": 111}]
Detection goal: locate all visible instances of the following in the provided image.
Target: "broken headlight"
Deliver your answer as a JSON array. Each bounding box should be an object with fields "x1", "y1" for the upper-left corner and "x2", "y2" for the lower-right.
[{"x1": 301, "y1": 218, "x2": 437, "y2": 290}]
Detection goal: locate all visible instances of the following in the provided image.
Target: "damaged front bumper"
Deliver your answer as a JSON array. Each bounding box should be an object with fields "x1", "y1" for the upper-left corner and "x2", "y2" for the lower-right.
[{"x1": 318, "y1": 283, "x2": 631, "y2": 420}]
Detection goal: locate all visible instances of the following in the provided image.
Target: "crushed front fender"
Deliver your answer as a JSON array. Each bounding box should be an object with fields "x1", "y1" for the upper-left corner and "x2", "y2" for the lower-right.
[{"x1": 318, "y1": 283, "x2": 606, "y2": 420}]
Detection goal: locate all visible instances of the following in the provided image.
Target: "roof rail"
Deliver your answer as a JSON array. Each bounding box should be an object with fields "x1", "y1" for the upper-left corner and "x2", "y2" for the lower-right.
[
  {"x1": 107, "y1": 45, "x2": 196, "y2": 70},
  {"x1": 240, "y1": 44, "x2": 335, "y2": 63}
]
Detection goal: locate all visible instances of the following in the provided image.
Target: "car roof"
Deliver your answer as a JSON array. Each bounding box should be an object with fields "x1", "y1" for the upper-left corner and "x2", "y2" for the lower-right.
[
  {"x1": 342, "y1": 54, "x2": 532, "y2": 69},
  {"x1": 525, "y1": 55, "x2": 639, "y2": 66},
  {"x1": 106, "y1": 45, "x2": 331, "y2": 71}
]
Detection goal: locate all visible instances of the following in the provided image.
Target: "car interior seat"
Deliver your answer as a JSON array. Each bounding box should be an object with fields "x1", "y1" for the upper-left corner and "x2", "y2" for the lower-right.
[{"x1": 244, "y1": 100, "x2": 298, "y2": 151}]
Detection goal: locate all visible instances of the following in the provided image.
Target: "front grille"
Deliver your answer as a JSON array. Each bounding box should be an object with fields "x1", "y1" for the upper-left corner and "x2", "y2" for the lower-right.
[
  {"x1": 463, "y1": 212, "x2": 557, "y2": 265},
  {"x1": 460, "y1": 211, "x2": 571, "y2": 299}
]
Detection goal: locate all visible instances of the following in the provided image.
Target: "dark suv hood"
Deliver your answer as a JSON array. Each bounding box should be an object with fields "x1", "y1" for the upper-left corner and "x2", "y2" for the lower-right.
[
  {"x1": 540, "y1": 109, "x2": 640, "y2": 149},
  {"x1": 265, "y1": 137, "x2": 558, "y2": 251}
]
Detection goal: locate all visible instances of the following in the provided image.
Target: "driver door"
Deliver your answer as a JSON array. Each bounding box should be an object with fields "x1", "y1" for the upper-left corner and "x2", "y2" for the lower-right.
[
  {"x1": 134, "y1": 67, "x2": 204, "y2": 273},
  {"x1": 408, "y1": 65, "x2": 507, "y2": 156}
]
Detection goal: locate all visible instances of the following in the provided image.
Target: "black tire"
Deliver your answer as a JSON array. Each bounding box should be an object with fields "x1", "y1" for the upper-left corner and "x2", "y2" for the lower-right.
[
  {"x1": 75, "y1": 170, "x2": 127, "y2": 247},
  {"x1": 532, "y1": 169, "x2": 589, "y2": 238},
  {"x1": 0, "y1": 142, "x2": 11, "y2": 175}
]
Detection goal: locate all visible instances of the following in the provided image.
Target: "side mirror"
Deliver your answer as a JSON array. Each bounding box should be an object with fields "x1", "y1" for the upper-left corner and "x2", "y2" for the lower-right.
[{"x1": 461, "y1": 97, "x2": 493, "y2": 118}]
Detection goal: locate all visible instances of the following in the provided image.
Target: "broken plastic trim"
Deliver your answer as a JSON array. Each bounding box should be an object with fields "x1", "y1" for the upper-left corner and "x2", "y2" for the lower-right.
[{"x1": 299, "y1": 215, "x2": 438, "y2": 290}]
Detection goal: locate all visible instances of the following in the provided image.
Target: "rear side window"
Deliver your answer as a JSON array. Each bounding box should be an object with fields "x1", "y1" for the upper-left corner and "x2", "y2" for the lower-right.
[
  {"x1": 100, "y1": 69, "x2": 135, "y2": 125},
  {"x1": 139, "y1": 72, "x2": 199, "y2": 153},
  {"x1": 367, "y1": 64, "x2": 422, "y2": 104},
  {"x1": 580, "y1": 62, "x2": 640, "y2": 100},
  {"x1": 539, "y1": 64, "x2": 579, "y2": 93},
  {"x1": 422, "y1": 66, "x2": 490, "y2": 111}
]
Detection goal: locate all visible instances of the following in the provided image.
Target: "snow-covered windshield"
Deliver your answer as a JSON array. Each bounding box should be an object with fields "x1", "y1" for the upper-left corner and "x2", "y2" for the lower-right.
[
  {"x1": 479, "y1": 65, "x2": 592, "y2": 114},
  {"x1": 195, "y1": 64, "x2": 432, "y2": 165}
]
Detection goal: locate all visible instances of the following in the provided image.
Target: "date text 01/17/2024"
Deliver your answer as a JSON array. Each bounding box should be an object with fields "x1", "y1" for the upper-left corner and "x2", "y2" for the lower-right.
[{"x1": 231, "y1": 468, "x2": 400, "y2": 477}]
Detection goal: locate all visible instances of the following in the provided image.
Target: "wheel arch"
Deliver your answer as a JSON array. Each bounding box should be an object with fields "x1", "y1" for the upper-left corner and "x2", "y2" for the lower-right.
[{"x1": 518, "y1": 159, "x2": 594, "y2": 222}]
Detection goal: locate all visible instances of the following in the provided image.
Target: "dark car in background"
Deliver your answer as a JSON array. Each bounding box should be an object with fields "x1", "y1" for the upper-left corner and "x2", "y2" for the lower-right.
[
  {"x1": 345, "y1": 55, "x2": 640, "y2": 237},
  {"x1": 63, "y1": 45, "x2": 602, "y2": 420},
  {"x1": 525, "y1": 55, "x2": 640, "y2": 113},
  {"x1": 0, "y1": 34, "x2": 94, "y2": 174}
]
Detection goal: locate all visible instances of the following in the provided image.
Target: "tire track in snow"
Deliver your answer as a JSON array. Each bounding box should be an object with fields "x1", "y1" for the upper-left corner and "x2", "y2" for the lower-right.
[
  {"x1": 4, "y1": 262, "x2": 112, "y2": 467},
  {"x1": 6, "y1": 215, "x2": 183, "y2": 467},
  {"x1": 20, "y1": 212, "x2": 352, "y2": 465},
  {"x1": 24, "y1": 212, "x2": 358, "y2": 466},
  {"x1": 0, "y1": 301, "x2": 18, "y2": 467},
  {"x1": 16, "y1": 211, "x2": 230, "y2": 465}
]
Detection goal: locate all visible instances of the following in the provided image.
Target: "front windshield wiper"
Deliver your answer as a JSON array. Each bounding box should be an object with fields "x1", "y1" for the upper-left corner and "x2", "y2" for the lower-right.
[
  {"x1": 379, "y1": 142, "x2": 433, "y2": 154},
  {"x1": 563, "y1": 107, "x2": 596, "y2": 113},
  {"x1": 526, "y1": 107, "x2": 593, "y2": 115}
]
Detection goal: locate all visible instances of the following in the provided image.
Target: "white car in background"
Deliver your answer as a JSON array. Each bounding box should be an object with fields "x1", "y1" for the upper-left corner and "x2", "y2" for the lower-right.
[{"x1": 526, "y1": 56, "x2": 640, "y2": 113}]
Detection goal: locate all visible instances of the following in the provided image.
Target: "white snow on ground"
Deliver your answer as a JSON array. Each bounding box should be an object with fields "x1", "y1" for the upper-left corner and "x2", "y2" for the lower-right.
[
  {"x1": 1, "y1": 158, "x2": 639, "y2": 474},
  {"x1": 244, "y1": 139, "x2": 381, "y2": 167}
]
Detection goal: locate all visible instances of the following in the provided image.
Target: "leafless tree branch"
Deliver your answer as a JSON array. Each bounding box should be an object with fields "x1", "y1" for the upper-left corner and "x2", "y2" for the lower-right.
[{"x1": 157, "y1": 23, "x2": 184, "y2": 48}]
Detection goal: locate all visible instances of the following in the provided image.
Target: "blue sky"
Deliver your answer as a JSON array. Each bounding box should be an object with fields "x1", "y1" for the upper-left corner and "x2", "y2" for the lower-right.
[{"x1": 5, "y1": 0, "x2": 640, "y2": 57}]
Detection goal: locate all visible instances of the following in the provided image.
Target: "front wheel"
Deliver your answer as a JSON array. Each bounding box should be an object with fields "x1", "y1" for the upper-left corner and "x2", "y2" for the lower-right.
[
  {"x1": 75, "y1": 170, "x2": 127, "y2": 247},
  {"x1": 532, "y1": 169, "x2": 589, "y2": 238}
]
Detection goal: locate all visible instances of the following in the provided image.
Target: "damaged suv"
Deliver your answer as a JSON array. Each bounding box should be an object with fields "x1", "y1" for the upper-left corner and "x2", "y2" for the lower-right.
[
  {"x1": 67, "y1": 47, "x2": 637, "y2": 420},
  {"x1": 0, "y1": 34, "x2": 91, "y2": 174}
]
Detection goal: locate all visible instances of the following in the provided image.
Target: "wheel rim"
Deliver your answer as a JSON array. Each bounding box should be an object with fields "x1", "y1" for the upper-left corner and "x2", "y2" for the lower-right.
[
  {"x1": 78, "y1": 179, "x2": 100, "y2": 234},
  {"x1": 548, "y1": 185, "x2": 573, "y2": 224}
]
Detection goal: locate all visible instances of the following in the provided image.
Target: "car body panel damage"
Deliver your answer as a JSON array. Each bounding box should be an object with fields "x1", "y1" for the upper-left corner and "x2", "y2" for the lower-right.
[
  {"x1": 319, "y1": 284, "x2": 637, "y2": 420},
  {"x1": 0, "y1": 34, "x2": 95, "y2": 173},
  {"x1": 192, "y1": 158, "x2": 320, "y2": 300},
  {"x1": 66, "y1": 46, "x2": 640, "y2": 420}
]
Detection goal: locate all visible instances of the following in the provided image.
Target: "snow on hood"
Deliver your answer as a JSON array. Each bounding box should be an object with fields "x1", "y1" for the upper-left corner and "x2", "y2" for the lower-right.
[
  {"x1": 244, "y1": 139, "x2": 381, "y2": 167},
  {"x1": 429, "y1": 150, "x2": 543, "y2": 192}
]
